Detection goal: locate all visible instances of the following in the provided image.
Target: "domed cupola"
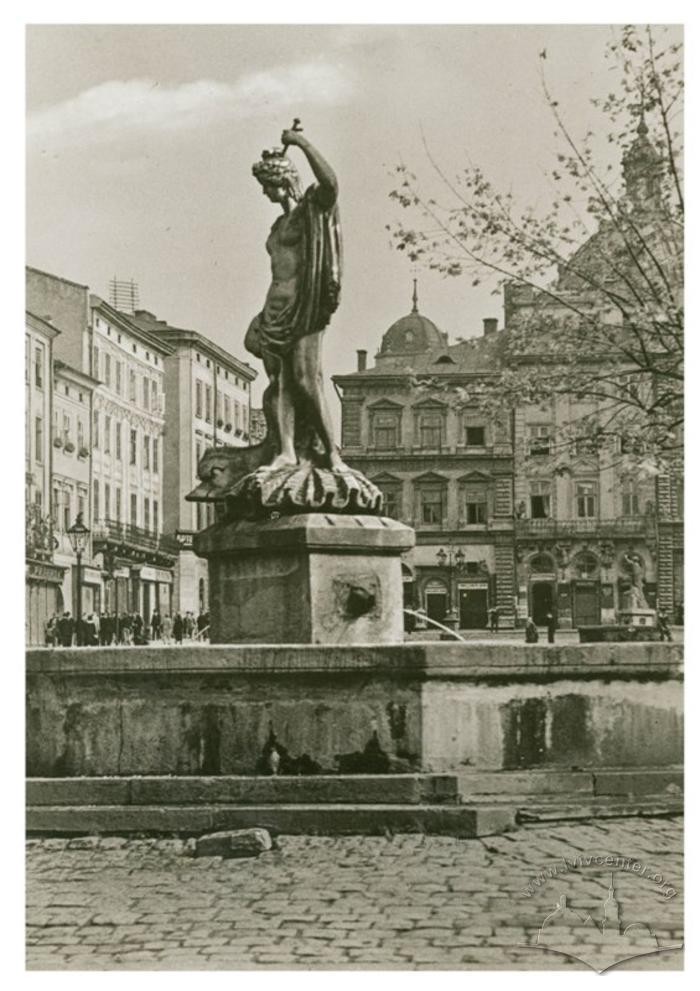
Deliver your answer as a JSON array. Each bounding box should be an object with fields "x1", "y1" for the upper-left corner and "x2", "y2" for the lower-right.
[
  {"x1": 622, "y1": 112, "x2": 665, "y2": 212},
  {"x1": 378, "y1": 280, "x2": 447, "y2": 356}
]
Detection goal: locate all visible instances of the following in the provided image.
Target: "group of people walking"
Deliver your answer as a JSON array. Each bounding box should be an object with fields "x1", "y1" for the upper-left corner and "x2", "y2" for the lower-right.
[{"x1": 45, "y1": 608, "x2": 210, "y2": 647}]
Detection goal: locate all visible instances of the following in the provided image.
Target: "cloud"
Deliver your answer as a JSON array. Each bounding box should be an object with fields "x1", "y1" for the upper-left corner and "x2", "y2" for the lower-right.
[{"x1": 27, "y1": 60, "x2": 353, "y2": 147}]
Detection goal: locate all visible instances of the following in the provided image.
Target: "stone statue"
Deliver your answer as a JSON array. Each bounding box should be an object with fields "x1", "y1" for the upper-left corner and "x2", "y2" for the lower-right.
[
  {"x1": 187, "y1": 121, "x2": 381, "y2": 519},
  {"x1": 246, "y1": 122, "x2": 347, "y2": 473},
  {"x1": 623, "y1": 551, "x2": 648, "y2": 609}
]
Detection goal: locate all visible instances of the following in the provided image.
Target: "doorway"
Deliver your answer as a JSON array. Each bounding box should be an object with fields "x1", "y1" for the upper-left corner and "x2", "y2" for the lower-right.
[
  {"x1": 425, "y1": 590, "x2": 448, "y2": 623},
  {"x1": 531, "y1": 582, "x2": 555, "y2": 626},
  {"x1": 459, "y1": 587, "x2": 488, "y2": 629},
  {"x1": 572, "y1": 582, "x2": 600, "y2": 627}
]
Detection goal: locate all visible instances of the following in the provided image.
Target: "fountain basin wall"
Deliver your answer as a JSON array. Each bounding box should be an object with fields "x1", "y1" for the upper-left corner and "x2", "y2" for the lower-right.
[{"x1": 26, "y1": 642, "x2": 683, "y2": 777}]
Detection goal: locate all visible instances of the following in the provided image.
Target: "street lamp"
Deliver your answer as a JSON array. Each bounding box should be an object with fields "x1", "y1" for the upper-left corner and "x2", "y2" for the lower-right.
[
  {"x1": 435, "y1": 546, "x2": 466, "y2": 631},
  {"x1": 67, "y1": 513, "x2": 90, "y2": 646}
]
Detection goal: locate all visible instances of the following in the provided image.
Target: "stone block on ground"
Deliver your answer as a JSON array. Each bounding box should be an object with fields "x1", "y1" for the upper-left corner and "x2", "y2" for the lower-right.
[{"x1": 193, "y1": 827, "x2": 273, "y2": 859}]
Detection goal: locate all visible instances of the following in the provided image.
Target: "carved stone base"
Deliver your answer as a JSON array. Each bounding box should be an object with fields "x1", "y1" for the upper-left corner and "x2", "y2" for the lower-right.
[
  {"x1": 222, "y1": 461, "x2": 383, "y2": 519},
  {"x1": 193, "y1": 513, "x2": 415, "y2": 645},
  {"x1": 618, "y1": 608, "x2": 657, "y2": 627}
]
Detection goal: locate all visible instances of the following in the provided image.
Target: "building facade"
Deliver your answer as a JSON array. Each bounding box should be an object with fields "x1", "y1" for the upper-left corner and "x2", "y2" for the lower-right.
[
  {"x1": 51, "y1": 360, "x2": 99, "y2": 617},
  {"x1": 130, "y1": 310, "x2": 257, "y2": 616},
  {"x1": 26, "y1": 267, "x2": 178, "y2": 623},
  {"x1": 25, "y1": 312, "x2": 63, "y2": 645},
  {"x1": 334, "y1": 292, "x2": 517, "y2": 629}
]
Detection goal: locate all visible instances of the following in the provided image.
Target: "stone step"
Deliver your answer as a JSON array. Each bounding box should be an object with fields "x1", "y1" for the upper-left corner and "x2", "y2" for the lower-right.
[
  {"x1": 515, "y1": 796, "x2": 683, "y2": 823},
  {"x1": 25, "y1": 803, "x2": 517, "y2": 838},
  {"x1": 457, "y1": 768, "x2": 683, "y2": 800},
  {"x1": 26, "y1": 774, "x2": 459, "y2": 807}
]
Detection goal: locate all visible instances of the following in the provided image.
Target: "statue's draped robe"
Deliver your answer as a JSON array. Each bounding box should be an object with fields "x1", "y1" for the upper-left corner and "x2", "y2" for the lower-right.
[{"x1": 245, "y1": 184, "x2": 342, "y2": 360}]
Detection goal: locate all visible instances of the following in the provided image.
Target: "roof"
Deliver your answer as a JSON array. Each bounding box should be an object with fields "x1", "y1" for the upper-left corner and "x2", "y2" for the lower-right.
[
  {"x1": 53, "y1": 359, "x2": 100, "y2": 389},
  {"x1": 89, "y1": 296, "x2": 175, "y2": 357},
  {"x1": 26, "y1": 266, "x2": 89, "y2": 291},
  {"x1": 334, "y1": 330, "x2": 506, "y2": 386},
  {"x1": 26, "y1": 310, "x2": 61, "y2": 339},
  {"x1": 130, "y1": 310, "x2": 257, "y2": 382}
]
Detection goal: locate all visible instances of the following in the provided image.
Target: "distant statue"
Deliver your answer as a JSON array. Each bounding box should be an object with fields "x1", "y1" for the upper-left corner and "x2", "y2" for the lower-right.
[
  {"x1": 623, "y1": 552, "x2": 648, "y2": 609},
  {"x1": 246, "y1": 120, "x2": 348, "y2": 473}
]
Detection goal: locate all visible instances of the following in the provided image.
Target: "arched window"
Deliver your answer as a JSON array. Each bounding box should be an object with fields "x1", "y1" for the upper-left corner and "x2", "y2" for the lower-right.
[
  {"x1": 573, "y1": 551, "x2": 599, "y2": 579},
  {"x1": 198, "y1": 578, "x2": 206, "y2": 612},
  {"x1": 529, "y1": 552, "x2": 556, "y2": 574}
]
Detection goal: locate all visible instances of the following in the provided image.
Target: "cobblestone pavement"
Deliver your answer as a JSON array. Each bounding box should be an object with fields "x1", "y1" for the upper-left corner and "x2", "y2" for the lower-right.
[{"x1": 26, "y1": 817, "x2": 683, "y2": 971}]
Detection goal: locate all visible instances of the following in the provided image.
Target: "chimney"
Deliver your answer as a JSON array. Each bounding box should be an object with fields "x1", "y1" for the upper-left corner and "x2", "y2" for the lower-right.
[
  {"x1": 357, "y1": 349, "x2": 367, "y2": 372},
  {"x1": 483, "y1": 318, "x2": 498, "y2": 335}
]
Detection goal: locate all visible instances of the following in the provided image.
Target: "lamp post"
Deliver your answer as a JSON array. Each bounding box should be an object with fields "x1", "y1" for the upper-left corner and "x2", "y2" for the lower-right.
[
  {"x1": 436, "y1": 546, "x2": 466, "y2": 631},
  {"x1": 67, "y1": 513, "x2": 90, "y2": 646}
]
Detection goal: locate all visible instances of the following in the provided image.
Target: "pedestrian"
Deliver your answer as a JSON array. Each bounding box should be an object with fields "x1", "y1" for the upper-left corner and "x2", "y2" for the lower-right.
[
  {"x1": 85, "y1": 612, "x2": 99, "y2": 646},
  {"x1": 133, "y1": 612, "x2": 145, "y2": 645},
  {"x1": 162, "y1": 613, "x2": 173, "y2": 643},
  {"x1": 489, "y1": 606, "x2": 500, "y2": 633},
  {"x1": 525, "y1": 616, "x2": 539, "y2": 644},
  {"x1": 150, "y1": 609, "x2": 162, "y2": 642},
  {"x1": 197, "y1": 611, "x2": 207, "y2": 637},
  {"x1": 184, "y1": 611, "x2": 194, "y2": 640},
  {"x1": 121, "y1": 611, "x2": 132, "y2": 645},
  {"x1": 657, "y1": 608, "x2": 672, "y2": 642},
  {"x1": 44, "y1": 613, "x2": 58, "y2": 646},
  {"x1": 57, "y1": 611, "x2": 75, "y2": 647},
  {"x1": 99, "y1": 611, "x2": 109, "y2": 646},
  {"x1": 546, "y1": 611, "x2": 557, "y2": 644},
  {"x1": 173, "y1": 612, "x2": 184, "y2": 644}
]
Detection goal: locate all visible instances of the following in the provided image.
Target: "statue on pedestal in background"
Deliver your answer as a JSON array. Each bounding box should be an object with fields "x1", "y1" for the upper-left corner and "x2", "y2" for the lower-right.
[
  {"x1": 189, "y1": 121, "x2": 381, "y2": 519},
  {"x1": 622, "y1": 551, "x2": 648, "y2": 609}
]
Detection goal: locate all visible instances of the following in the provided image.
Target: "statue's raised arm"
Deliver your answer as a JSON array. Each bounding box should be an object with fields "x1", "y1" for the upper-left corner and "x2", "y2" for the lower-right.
[{"x1": 281, "y1": 127, "x2": 338, "y2": 207}]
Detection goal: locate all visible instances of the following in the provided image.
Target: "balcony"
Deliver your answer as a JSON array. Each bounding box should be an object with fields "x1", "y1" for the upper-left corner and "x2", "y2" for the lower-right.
[
  {"x1": 515, "y1": 517, "x2": 654, "y2": 539},
  {"x1": 26, "y1": 503, "x2": 57, "y2": 563},
  {"x1": 92, "y1": 519, "x2": 178, "y2": 563}
]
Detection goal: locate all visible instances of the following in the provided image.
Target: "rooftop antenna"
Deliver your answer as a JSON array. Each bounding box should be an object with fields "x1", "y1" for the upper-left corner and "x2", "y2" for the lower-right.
[{"x1": 109, "y1": 277, "x2": 140, "y2": 314}]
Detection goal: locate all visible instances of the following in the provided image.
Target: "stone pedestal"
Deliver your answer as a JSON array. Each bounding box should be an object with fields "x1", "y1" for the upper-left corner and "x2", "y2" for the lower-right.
[
  {"x1": 619, "y1": 607, "x2": 657, "y2": 627},
  {"x1": 194, "y1": 514, "x2": 414, "y2": 645}
]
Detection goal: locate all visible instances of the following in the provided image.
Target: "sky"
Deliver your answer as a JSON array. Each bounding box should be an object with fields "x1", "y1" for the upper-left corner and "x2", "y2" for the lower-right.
[{"x1": 26, "y1": 23, "x2": 676, "y2": 408}]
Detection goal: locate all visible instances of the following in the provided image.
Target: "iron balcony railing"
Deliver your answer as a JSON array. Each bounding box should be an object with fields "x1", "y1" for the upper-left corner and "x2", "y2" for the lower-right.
[
  {"x1": 26, "y1": 503, "x2": 57, "y2": 562},
  {"x1": 514, "y1": 516, "x2": 654, "y2": 538},
  {"x1": 92, "y1": 519, "x2": 179, "y2": 557}
]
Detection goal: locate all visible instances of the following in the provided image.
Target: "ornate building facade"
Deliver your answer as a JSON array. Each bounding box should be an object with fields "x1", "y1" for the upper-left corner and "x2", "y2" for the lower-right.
[
  {"x1": 25, "y1": 311, "x2": 63, "y2": 644},
  {"x1": 334, "y1": 288, "x2": 517, "y2": 629},
  {"x1": 130, "y1": 310, "x2": 257, "y2": 616}
]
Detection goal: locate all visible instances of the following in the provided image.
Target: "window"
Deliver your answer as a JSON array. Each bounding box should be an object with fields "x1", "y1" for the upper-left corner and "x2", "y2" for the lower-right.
[
  {"x1": 420, "y1": 488, "x2": 444, "y2": 526},
  {"x1": 529, "y1": 481, "x2": 551, "y2": 519},
  {"x1": 465, "y1": 425, "x2": 485, "y2": 447},
  {"x1": 34, "y1": 417, "x2": 43, "y2": 462},
  {"x1": 115, "y1": 361, "x2": 122, "y2": 395},
  {"x1": 130, "y1": 493, "x2": 137, "y2": 525},
  {"x1": 379, "y1": 485, "x2": 401, "y2": 519},
  {"x1": 143, "y1": 377, "x2": 150, "y2": 410},
  {"x1": 93, "y1": 410, "x2": 99, "y2": 448},
  {"x1": 195, "y1": 380, "x2": 203, "y2": 418},
  {"x1": 464, "y1": 488, "x2": 488, "y2": 524},
  {"x1": 104, "y1": 415, "x2": 111, "y2": 454},
  {"x1": 130, "y1": 429, "x2": 137, "y2": 465},
  {"x1": 93, "y1": 486, "x2": 99, "y2": 523},
  {"x1": 205, "y1": 385, "x2": 212, "y2": 423},
  {"x1": 242, "y1": 405, "x2": 248, "y2": 430},
  {"x1": 153, "y1": 500, "x2": 159, "y2": 534},
  {"x1": 151, "y1": 381, "x2": 158, "y2": 411},
  {"x1": 418, "y1": 412, "x2": 443, "y2": 449},
  {"x1": 224, "y1": 396, "x2": 231, "y2": 425},
  {"x1": 63, "y1": 490, "x2": 71, "y2": 533},
  {"x1": 115, "y1": 422, "x2": 122, "y2": 460},
  {"x1": 34, "y1": 344, "x2": 44, "y2": 388},
  {"x1": 93, "y1": 346, "x2": 99, "y2": 380},
  {"x1": 216, "y1": 393, "x2": 223, "y2": 422},
  {"x1": 528, "y1": 424, "x2": 551, "y2": 457},
  {"x1": 77, "y1": 419, "x2": 84, "y2": 450},
  {"x1": 78, "y1": 494, "x2": 85, "y2": 521},
  {"x1": 62, "y1": 413, "x2": 70, "y2": 444},
  {"x1": 576, "y1": 481, "x2": 597, "y2": 519},
  {"x1": 144, "y1": 497, "x2": 150, "y2": 530},
  {"x1": 143, "y1": 434, "x2": 150, "y2": 470},
  {"x1": 53, "y1": 487, "x2": 60, "y2": 525},
  {"x1": 115, "y1": 487, "x2": 122, "y2": 523},
  {"x1": 104, "y1": 483, "x2": 110, "y2": 519},
  {"x1": 196, "y1": 502, "x2": 204, "y2": 530},
  {"x1": 152, "y1": 437, "x2": 159, "y2": 474},
  {"x1": 621, "y1": 482, "x2": 640, "y2": 517},
  {"x1": 104, "y1": 354, "x2": 111, "y2": 388},
  {"x1": 373, "y1": 413, "x2": 399, "y2": 450},
  {"x1": 129, "y1": 370, "x2": 136, "y2": 402}
]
